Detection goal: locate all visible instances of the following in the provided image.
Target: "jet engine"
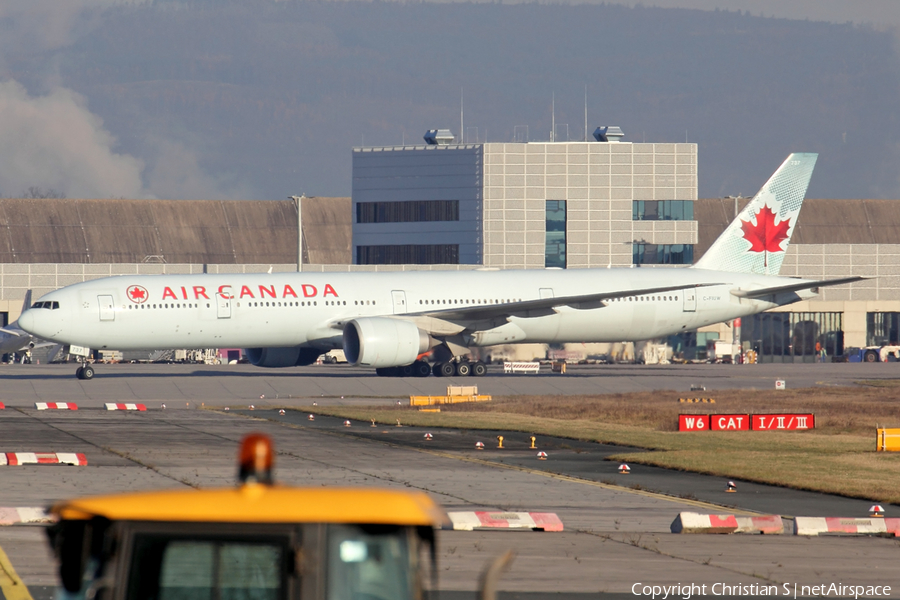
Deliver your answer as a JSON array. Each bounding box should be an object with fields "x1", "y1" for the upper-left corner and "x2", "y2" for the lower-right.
[
  {"x1": 245, "y1": 346, "x2": 322, "y2": 368},
  {"x1": 342, "y1": 317, "x2": 430, "y2": 367}
]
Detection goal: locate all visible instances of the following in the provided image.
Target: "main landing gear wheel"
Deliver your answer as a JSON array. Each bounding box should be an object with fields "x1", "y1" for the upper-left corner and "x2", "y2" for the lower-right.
[
  {"x1": 431, "y1": 362, "x2": 456, "y2": 377},
  {"x1": 471, "y1": 361, "x2": 487, "y2": 377},
  {"x1": 413, "y1": 361, "x2": 431, "y2": 378},
  {"x1": 455, "y1": 362, "x2": 471, "y2": 376},
  {"x1": 76, "y1": 365, "x2": 94, "y2": 380}
]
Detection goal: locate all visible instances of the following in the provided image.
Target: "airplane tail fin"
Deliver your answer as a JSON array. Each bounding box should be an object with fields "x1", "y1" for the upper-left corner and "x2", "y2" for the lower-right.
[
  {"x1": 20, "y1": 290, "x2": 32, "y2": 313},
  {"x1": 693, "y1": 153, "x2": 817, "y2": 275}
]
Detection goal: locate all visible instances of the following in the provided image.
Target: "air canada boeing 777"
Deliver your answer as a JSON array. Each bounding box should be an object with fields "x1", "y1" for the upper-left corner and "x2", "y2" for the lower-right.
[{"x1": 19, "y1": 153, "x2": 863, "y2": 379}]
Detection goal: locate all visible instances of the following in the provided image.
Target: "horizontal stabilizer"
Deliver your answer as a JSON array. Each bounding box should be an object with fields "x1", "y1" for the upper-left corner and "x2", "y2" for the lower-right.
[{"x1": 731, "y1": 276, "x2": 866, "y2": 300}]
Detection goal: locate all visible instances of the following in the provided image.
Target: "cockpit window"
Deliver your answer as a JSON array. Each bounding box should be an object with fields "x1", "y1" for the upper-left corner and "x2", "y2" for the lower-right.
[{"x1": 30, "y1": 301, "x2": 60, "y2": 310}]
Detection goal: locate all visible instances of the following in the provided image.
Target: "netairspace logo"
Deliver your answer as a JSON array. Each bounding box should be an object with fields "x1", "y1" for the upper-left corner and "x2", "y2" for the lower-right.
[{"x1": 631, "y1": 583, "x2": 892, "y2": 599}]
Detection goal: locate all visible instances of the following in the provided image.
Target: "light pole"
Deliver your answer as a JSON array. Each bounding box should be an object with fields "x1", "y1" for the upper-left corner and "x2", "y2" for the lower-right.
[{"x1": 289, "y1": 195, "x2": 306, "y2": 272}]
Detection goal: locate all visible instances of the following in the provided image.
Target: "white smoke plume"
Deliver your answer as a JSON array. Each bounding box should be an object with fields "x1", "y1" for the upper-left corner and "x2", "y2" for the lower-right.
[
  {"x1": 0, "y1": 80, "x2": 146, "y2": 199},
  {"x1": 0, "y1": 1, "x2": 252, "y2": 200}
]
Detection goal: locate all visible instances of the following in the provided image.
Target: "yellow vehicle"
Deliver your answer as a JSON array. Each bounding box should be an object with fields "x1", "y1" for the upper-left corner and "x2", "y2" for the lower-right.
[{"x1": 47, "y1": 433, "x2": 448, "y2": 600}]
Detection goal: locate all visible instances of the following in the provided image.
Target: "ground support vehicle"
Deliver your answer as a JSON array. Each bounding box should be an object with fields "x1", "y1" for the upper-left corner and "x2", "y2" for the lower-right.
[{"x1": 47, "y1": 434, "x2": 449, "y2": 600}]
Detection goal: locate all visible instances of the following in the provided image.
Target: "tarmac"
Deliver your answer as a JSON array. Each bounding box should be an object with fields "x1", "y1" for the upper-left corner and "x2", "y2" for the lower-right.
[
  {"x1": 0, "y1": 363, "x2": 899, "y2": 598},
  {"x1": 0, "y1": 360, "x2": 896, "y2": 405}
]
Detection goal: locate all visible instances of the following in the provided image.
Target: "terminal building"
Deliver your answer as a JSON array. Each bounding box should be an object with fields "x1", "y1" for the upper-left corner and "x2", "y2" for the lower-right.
[
  {"x1": 352, "y1": 128, "x2": 698, "y2": 270},
  {"x1": 1, "y1": 129, "x2": 898, "y2": 364}
]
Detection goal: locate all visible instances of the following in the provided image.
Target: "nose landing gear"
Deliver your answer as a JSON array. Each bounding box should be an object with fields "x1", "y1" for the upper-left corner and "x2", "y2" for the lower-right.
[{"x1": 75, "y1": 363, "x2": 94, "y2": 380}]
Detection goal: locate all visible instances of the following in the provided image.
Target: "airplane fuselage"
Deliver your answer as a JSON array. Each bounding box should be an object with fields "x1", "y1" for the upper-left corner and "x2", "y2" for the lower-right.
[{"x1": 18, "y1": 268, "x2": 805, "y2": 351}]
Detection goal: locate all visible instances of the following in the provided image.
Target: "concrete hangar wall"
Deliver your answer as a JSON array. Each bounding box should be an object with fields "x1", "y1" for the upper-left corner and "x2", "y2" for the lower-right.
[{"x1": 0, "y1": 197, "x2": 352, "y2": 326}]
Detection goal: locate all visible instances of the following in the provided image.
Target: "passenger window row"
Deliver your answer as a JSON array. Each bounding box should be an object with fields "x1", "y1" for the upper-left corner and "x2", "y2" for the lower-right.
[
  {"x1": 418, "y1": 298, "x2": 522, "y2": 306},
  {"x1": 610, "y1": 295, "x2": 679, "y2": 302}
]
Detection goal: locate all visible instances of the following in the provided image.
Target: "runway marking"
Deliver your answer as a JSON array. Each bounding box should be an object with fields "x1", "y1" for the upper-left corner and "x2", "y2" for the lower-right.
[{"x1": 0, "y1": 544, "x2": 33, "y2": 600}]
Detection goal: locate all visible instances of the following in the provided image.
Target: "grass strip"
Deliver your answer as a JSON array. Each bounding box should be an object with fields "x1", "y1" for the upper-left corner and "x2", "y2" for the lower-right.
[{"x1": 294, "y1": 384, "x2": 900, "y2": 504}]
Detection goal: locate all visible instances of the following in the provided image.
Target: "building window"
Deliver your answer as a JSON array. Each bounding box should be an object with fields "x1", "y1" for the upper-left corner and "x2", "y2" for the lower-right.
[
  {"x1": 545, "y1": 200, "x2": 566, "y2": 268},
  {"x1": 632, "y1": 244, "x2": 693, "y2": 265},
  {"x1": 356, "y1": 200, "x2": 459, "y2": 224},
  {"x1": 867, "y1": 312, "x2": 900, "y2": 346},
  {"x1": 356, "y1": 244, "x2": 459, "y2": 265},
  {"x1": 633, "y1": 200, "x2": 694, "y2": 221},
  {"x1": 743, "y1": 312, "x2": 843, "y2": 363}
]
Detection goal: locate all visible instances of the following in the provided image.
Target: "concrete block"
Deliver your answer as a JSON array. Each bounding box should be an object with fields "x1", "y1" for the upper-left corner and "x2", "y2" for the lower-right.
[{"x1": 671, "y1": 512, "x2": 738, "y2": 534}]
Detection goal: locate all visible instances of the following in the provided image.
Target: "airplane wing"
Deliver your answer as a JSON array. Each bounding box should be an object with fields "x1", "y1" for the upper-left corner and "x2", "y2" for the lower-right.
[
  {"x1": 730, "y1": 276, "x2": 866, "y2": 300},
  {"x1": 408, "y1": 282, "x2": 722, "y2": 328},
  {"x1": 324, "y1": 282, "x2": 722, "y2": 336}
]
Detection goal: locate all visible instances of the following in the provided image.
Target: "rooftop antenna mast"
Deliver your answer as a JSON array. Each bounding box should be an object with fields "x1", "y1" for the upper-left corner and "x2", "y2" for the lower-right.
[
  {"x1": 551, "y1": 92, "x2": 555, "y2": 142},
  {"x1": 460, "y1": 88, "x2": 464, "y2": 144},
  {"x1": 583, "y1": 85, "x2": 588, "y2": 142}
]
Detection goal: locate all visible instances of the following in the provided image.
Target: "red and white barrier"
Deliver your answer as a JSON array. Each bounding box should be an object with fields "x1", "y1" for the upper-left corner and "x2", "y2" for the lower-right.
[
  {"x1": 794, "y1": 517, "x2": 900, "y2": 536},
  {"x1": 34, "y1": 402, "x2": 78, "y2": 410},
  {"x1": 0, "y1": 507, "x2": 54, "y2": 526},
  {"x1": 447, "y1": 511, "x2": 563, "y2": 531},
  {"x1": 671, "y1": 512, "x2": 739, "y2": 534},
  {"x1": 0, "y1": 452, "x2": 88, "y2": 466},
  {"x1": 105, "y1": 403, "x2": 147, "y2": 411},
  {"x1": 735, "y1": 515, "x2": 784, "y2": 534},
  {"x1": 503, "y1": 362, "x2": 540, "y2": 374}
]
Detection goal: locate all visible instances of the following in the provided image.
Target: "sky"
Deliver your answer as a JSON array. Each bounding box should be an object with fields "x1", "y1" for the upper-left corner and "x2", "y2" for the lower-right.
[
  {"x1": 0, "y1": 0, "x2": 897, "y2": 200},
  {"x1": 543, "y1": 0, "x2": 900, "y2": 29}
]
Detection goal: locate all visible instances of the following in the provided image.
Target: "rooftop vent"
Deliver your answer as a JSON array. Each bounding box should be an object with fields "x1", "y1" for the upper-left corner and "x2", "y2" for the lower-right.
[
  {"x1": 593, "y1": 126, "x2": 624, "y2": 143},
  {"x1": 424, "y1": 129, "x2": 455, "y2": 145}
]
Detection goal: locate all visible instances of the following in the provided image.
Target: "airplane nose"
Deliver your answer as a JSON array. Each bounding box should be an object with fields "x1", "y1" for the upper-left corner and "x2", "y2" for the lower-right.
[{"x1": 16, "y1": 310, "x2": 34, "y2": 333}]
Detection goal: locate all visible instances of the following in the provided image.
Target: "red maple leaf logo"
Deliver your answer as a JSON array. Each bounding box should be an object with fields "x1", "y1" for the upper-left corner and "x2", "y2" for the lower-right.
[
  {"x1": 127, "y1": 285, "x2": 148, "y2": 303},
  {"x1": 741, "y1": 205, "x2": 791, "y2": 256}
]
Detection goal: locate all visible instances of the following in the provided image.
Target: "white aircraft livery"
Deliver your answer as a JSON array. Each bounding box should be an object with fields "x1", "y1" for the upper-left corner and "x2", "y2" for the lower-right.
[{"x1": 18, "y1": 153, "x2": 863, "y2": 379}]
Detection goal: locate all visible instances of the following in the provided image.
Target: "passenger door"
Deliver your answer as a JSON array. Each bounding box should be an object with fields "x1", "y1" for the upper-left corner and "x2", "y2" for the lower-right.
[
  {"x1": 217, "y1": 293, "x2": 232, "y2": 319},
  {"x1": 683, "y1": 289, "x2": 697, "y2": 312},
  {"x1": 98, "y1": 295, "x2": 115, "y2": 321},
  {"x1": 391, "y1": 290, "x2": 407, "y2": 314}
]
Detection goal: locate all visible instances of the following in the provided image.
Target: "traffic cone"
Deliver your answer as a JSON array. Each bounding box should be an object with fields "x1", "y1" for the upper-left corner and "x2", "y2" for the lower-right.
[
  {"x1": 870, "y1": 504, "x2": 885, "y2": 518},
  {"x1": 475, "y1": 441, "x2": 484, "y2": 450},
  {"x1": 537, "y1": 451, "x2": 548, "y2": 460},
  {"x1": 618, "y1": 464, "x2": 630, "y2": 474},
  {"x1": 424, "y1": 433, "x2": 433, "y2": 441},
  {"x1": 726, "y1": 481, "x2": 737, "y2": 493}
]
